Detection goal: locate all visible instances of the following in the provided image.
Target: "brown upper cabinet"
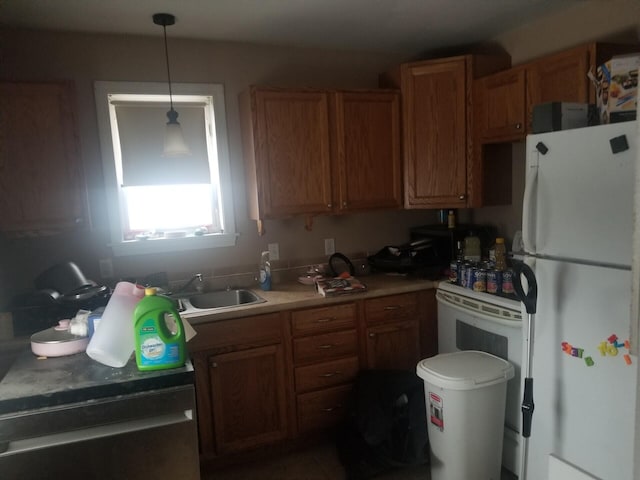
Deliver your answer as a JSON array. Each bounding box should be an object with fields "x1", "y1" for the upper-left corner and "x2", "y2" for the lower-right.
[
  {"x1": 239, "y1": 87, "x2": 401, "y2": 233},
  {"x1": 332, "y1": 91, "x2": 402, "y2": 213},
  {"x1": 475, "y1": 43, "x2": 640, "y2": 143},
  {"x1": 382, "y1": 54, "x2": 510, "y2": 209},
  {"x1": 0, "y1": 81, "x2": 88, "y2": 235}
]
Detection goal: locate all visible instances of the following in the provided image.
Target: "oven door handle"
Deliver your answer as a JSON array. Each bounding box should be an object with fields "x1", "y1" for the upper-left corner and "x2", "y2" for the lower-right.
[
  {"x1": 0, "y1": 410, "x2": 193, "y2": 457},
  {"x1": 436, "y1": 290, "x2": 522, "y2": 328}
]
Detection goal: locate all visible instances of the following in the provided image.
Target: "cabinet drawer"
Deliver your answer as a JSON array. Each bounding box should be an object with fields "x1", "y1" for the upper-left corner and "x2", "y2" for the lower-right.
[
  {"x1": 365, "y1": 292, "x2": 418, "y2": 324},
  {"x1": 297, "y1": 385, "x2": 353, "y2": 433},
  {"x1": 291, "y1": 303, "x2": 356, "y2": 335},
  {"x1": 294, "y1": 356, "x2": 359, "y2": 393},
  {"x1": 293, "y1": 329, "x2": 358, "y2": 364}
]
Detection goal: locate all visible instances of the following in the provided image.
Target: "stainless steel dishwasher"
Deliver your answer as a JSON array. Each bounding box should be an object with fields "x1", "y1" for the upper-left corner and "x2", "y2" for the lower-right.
[{"x1": 0, "y1": 351, "x2": 200, "y2": 480}]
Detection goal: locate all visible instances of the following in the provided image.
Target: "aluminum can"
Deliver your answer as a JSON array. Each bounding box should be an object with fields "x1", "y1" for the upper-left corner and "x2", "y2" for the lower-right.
[
  {"x1": 449, "y1": 261, "x2": 458, "y2": 284},
  {"x1": 502, "y1": 268, "x2": 515, "y2": 294},
  {"x1": 460, "y1": 263, "x2": 470, "y2": 288},
  {"x1": 472, "y1": 268, "x2": 487, "y2": 292},
  {"x1": 486, "y1": 269, "x2": 502, "y2": 294}
]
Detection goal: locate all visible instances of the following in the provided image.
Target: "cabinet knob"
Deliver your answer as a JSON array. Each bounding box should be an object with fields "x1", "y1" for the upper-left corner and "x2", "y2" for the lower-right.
[
  {"x1": 75, "y1": 217, "x2": 83, "y2": 224},
  {"x1": 327, "y1": 203, "x2": 332, "y2": 209},
  {"x1": 515, "y1": 123, "x2": 522, "y2": 130},
  {"x1": 458, "y1": 195, "x2": 466, "y2": 200},
  {"x1": 342, "y1": 201, "x2": 347, "y2": 207},
  {"x1": 369, "y1": 333, "x2": 376, "y2": 338},
  {"x1": 211, "y1": 362, "x2": 218, "y2": 368}
]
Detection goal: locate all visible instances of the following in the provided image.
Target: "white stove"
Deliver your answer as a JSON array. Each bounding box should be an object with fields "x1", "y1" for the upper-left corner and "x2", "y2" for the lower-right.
[{"x1": 436, "y1": 281, "x2": 522, "y2": 476}]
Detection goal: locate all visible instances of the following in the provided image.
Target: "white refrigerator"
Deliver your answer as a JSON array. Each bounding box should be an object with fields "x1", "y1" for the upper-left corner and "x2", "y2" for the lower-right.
[{"x1": 521, "y1": 121, "x2": 638, "y2": 480}]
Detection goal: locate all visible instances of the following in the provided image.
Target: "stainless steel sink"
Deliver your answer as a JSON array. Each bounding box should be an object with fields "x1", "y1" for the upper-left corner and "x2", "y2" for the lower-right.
[{"x1": 186, "y1": 289, "x2": 265, "y2": 310}]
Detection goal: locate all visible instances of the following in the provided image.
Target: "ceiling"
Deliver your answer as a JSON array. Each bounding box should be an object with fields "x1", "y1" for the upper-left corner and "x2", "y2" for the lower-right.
[{"x1": 1, "y1": 0, "x2": 585, "y2": 55}]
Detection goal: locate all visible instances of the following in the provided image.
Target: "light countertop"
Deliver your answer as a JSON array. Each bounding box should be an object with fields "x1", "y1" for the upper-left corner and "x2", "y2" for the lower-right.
[{"x1": 181, "y1": 274, "x2": 439, "y2": 324}]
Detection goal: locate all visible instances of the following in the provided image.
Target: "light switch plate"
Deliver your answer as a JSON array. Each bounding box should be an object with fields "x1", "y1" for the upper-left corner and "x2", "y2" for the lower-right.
[
  {"x1": 324, "y1": 238, "x2": 335, "y2": 256},
  {"x1": 268, "y1": 243, "x2": 280, "y2": 261}
]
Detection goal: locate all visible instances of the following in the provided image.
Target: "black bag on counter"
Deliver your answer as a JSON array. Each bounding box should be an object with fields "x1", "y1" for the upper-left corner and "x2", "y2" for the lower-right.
[
  {"x1": 367, "y1": 239, "x2": 444, "y2": 278},
  {"x1": 336, "y1": 370, "x2": 430, "y2": 479}
]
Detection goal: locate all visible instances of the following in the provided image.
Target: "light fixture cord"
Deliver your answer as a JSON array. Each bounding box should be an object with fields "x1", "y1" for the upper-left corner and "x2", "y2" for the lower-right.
[{"x1": 162, "y1": 24, "x2": 174, "y2": 111}]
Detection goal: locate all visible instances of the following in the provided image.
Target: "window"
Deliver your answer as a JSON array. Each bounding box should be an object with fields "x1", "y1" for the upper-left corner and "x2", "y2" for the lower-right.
[{"x1": 94, "y1": 82, "x2": 236, "y2": 256}]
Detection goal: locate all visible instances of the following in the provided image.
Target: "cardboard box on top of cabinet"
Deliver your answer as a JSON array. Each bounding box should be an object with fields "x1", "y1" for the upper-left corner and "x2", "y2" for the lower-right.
[{"x1": 594, "y1": 53, "x2": 640, "y2": 124}]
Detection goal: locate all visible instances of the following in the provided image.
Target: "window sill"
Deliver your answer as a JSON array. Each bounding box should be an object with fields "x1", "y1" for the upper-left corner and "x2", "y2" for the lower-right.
[{"x1": 109, "y1": 233, "x2": 238, "y2": 257}]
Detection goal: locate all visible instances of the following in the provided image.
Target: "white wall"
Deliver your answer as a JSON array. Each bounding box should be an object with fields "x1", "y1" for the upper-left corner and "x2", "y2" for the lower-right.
[{"x1": 0, "y1": 28, "x2": 435, "y2": 304}]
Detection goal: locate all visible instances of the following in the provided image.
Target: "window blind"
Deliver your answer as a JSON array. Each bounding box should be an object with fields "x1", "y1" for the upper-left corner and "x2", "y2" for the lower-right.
[{"x1": 114, "y1": 103, "x2": 211, "y2": 186}]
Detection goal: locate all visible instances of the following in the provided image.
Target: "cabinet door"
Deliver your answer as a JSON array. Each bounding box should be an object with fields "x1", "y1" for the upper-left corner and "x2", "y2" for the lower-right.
[
  {"x1": 402, "y1": 58, "x2": 468, "y2": 208},
  {"x1": 333, "y1": 91, "x2": 402, "y2": 211},
  {"x1": 475, "y1": 68, "x2": 526, "y2": 142},
  {"x1": 526, "y1": 45, "x2": 591, "y2": 130},
  {"x1": 254, "y1": 90, "x2": 333, "y2": 216},
  {"x1": 0, "y1": 81, "x2": 87, "y2": 234},
  {"x1": 208, "y1": 344, "x2": 288, "y2": 454},
  {"x1": 366, "y1": 319, "x2": 421, "y2": 370}
]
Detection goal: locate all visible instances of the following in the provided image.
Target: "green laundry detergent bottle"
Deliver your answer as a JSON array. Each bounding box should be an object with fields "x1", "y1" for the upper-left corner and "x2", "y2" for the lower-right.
[{"x1": 134, "y1": 287, "x2": 186, "y2": 371}]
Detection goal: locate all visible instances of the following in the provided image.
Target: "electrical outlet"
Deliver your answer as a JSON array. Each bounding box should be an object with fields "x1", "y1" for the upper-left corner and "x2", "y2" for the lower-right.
[
  {"x1": 324, "y1": 238, "x2": 335, "y2": 256},
  {"x1": 99, "y1": 258, "x2": 114, "y2": 279},
  {"x1": 268, "y1": 243, "x2": 280, "y2": 261}
]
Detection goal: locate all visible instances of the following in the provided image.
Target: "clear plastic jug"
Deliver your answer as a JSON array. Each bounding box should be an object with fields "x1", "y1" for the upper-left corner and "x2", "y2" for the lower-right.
[{"x1": 86, "y1": 281, "x2": 145, "y2": 367}]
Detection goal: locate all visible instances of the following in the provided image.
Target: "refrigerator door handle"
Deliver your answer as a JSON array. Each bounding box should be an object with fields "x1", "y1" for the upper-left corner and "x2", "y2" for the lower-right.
[{"x1": 522, "y1": 150, "x2": 539, "y2": 253}]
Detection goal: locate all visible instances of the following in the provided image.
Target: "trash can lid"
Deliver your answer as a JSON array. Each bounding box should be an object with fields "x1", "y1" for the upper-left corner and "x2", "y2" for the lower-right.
[{"x1": 416, "y1": 351, "x2": 514, "y2": 391}]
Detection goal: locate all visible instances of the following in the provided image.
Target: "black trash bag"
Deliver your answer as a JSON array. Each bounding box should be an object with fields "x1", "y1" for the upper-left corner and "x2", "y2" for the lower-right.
[{"x1": 336, "y1": 369, "x2": 430, "y2": 479}]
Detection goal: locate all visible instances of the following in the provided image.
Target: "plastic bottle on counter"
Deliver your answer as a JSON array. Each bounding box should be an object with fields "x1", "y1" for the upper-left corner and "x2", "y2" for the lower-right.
[
  {"x1": 463, "y1": 232, "x2": 481, "y2": 262},
  {"x1": 86, "y1": 281, "x2": 145, "y2": 367},
  {"x1": 259, "y1": 251, "x2": 272, "y2": 291},
  {"x1": 494, "y1": 237, "x2": 507, "y2": 271},
  {"x1": 134, "y1": 288, "x2": 186, "y2": 371},
  {"x1": 447, "y1": 210, "x2": 456, "y2": 229}
]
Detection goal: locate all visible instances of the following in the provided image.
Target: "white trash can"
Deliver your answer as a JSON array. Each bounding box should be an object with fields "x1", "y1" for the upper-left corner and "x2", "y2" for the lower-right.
[{"x1": 417, "y1": 351, "x2": 514, "y2": 480}]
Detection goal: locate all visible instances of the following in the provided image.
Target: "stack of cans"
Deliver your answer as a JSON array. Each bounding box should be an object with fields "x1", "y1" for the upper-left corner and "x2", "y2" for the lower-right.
[{"x1": 449, "y1": 260, "x2": 515, "y2": 295}]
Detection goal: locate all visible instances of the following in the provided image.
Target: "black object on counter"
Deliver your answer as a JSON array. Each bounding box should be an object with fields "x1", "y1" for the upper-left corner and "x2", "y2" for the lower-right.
[{"x1": 329, "y1": 253, "x2": 356, "y2": 277}]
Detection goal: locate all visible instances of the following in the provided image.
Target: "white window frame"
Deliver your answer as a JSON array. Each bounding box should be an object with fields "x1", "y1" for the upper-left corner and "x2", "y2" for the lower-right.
[{"x1": 94, "y1": 81, "x2": 237, "y2": 256}]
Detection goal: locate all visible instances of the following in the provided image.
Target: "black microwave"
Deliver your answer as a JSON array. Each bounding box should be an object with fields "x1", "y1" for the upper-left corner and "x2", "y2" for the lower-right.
[{"x1": 409, "y1": 224, "x2": 497, "y2": 266}]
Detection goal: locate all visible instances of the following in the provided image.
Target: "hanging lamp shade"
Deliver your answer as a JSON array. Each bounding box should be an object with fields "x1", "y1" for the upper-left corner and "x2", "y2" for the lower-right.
[
  {"x1": 153, "y1": 12, "x2": 191, "y2": 156},
  {"x1": 164, "y1": 108, "x2": 190, "y2": 156}
]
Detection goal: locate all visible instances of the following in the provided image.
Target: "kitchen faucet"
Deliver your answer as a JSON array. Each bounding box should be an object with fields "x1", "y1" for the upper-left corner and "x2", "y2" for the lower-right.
[{"x1": 174, "y1": 273, "x2": 204, "y2": 294}]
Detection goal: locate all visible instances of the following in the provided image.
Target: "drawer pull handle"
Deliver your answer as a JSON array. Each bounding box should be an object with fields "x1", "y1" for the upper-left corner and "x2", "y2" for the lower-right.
[
  {"x1": 320, "y1": 405, "x2": 342, "y2": 412},
  {"x1": 384, "y1": 305, "x2": 401, "y2": 310},
  {"x1": 319, "y1": 371, "x2": 342, "y2": 377},
  {"x1": 318, "y1": 344, "x2": 335, "y2": 349},
  {"x1": 316, "y1": 317, "x2": 334, "y2": 323}
]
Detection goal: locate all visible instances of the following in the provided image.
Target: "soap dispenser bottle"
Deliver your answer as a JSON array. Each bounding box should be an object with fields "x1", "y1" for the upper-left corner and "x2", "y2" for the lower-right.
[{"x1": 259, "y1": 251, "x2": 272, "y2": 291}]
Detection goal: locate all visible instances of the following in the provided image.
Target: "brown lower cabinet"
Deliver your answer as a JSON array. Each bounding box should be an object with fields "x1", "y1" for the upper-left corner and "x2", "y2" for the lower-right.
[
  {"x1": 207, "y1": 344, "x2": 288, "y2": 454},
  {"x1": 291, "y1": 303, "x2": 359, "y2": 434},
  {"x1": 296, "y1": 384, "x2": 354, "y2": 433},
  {"x1": 191, "y1": 289, "x2": 437, "y2": 467},
  {"x1": 365, "y1": 319, "x2": 420, "y2": 370},
  {"x1": 363, "y1": 292, "x2": 423, "y2": 370}
]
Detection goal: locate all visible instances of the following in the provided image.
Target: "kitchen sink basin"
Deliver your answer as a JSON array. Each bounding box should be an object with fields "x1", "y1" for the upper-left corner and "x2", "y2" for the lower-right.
[{"x1": 186, "y1": 289, "x2": 266, "y2": 310}]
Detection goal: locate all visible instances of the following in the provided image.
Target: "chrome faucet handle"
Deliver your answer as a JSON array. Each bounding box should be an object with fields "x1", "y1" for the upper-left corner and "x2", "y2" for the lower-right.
[{"x1": 175, "y1": 273, "x2": 204, "y2": 294}]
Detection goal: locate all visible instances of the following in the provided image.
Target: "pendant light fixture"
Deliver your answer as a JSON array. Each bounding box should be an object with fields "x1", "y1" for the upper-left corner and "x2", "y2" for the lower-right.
[{"x1": 153, "y1": 13, "x2": 191, "y2": 156}]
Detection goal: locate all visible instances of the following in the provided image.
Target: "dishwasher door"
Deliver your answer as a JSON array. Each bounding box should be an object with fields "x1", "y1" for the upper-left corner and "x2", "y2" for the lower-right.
[{"x1": 0, "y1": 384, "x2": 200, "y2": 480}]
